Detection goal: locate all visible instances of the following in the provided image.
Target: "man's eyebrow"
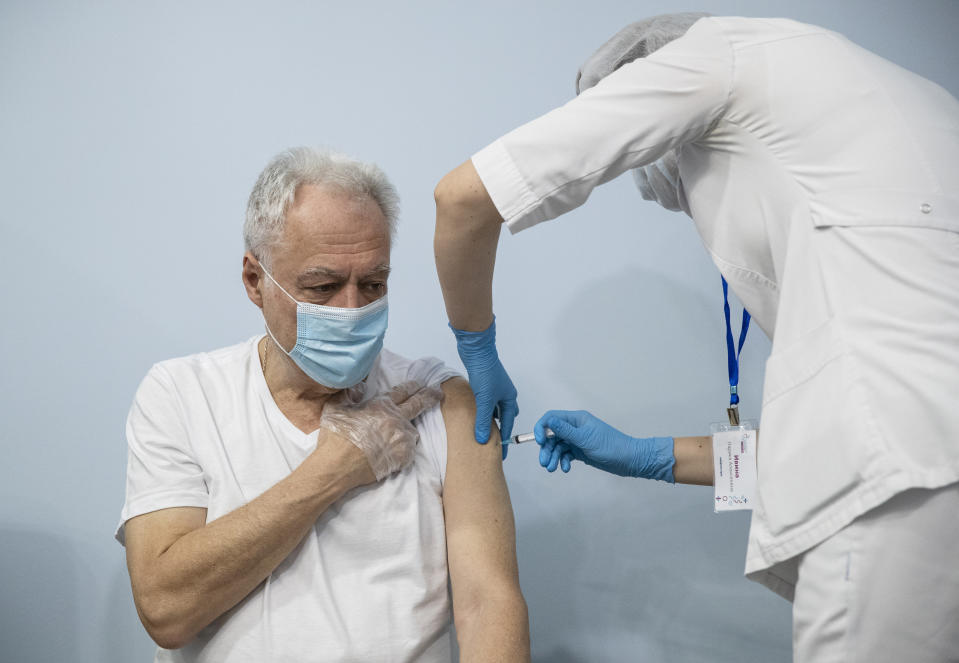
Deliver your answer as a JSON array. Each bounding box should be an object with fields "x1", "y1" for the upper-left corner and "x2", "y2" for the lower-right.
[
  {"x1": 363, "y1": 264, "x2": 392, "y2": 279},
  {"x1": 298, "y1": 267, "x2": 346, "y2": 282},
  {"x1": 296, "y1": 264, "x2": 391, "y2": 283}
]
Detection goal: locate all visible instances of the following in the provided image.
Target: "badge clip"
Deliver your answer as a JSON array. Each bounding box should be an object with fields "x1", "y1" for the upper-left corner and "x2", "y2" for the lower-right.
[{"x1": 726, "y1": 404, "x2": 740, "y2": 426}]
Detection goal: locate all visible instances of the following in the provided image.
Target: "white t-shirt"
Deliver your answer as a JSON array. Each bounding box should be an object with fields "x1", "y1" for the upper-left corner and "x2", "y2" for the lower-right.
[
  {"x1": 117, "y1": 337, "x2": 461, "y2": 662},
  {"x1": 472, "y1": 16, "x2": 959, "y2": 598}
]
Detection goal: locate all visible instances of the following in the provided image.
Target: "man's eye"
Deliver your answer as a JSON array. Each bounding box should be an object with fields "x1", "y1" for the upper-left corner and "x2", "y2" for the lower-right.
[
  {"x1": 365, "y1": 282, "x2": 387, "y2": 292},
  {"x1": 309, "y1": 284, "x2": 337, "y2": 293}
]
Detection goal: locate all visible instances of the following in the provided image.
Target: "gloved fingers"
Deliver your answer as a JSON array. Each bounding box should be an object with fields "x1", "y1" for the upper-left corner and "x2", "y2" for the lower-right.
[
  {"x1": 497, "y1": 399, "x2": 519, "y2": 443},
  {"x1": 474, "y1": 398, "x2": 494, "y2": 444},
  {"x1": 371, "y1": 436, "x2": 418, "y2": 481},
  {"x1": 534, "y1": 410, "x2": 564, "y2": 443},
  {"x1": 538, "y1": 416, "x2": 579, "y2": 446},
  {"x1": 362, "y1": 420, "x2": 419, "y2": 481},
  {"x1": 501, "y1": 443, "x2": 508, "y2": 461},
  {"x1": 546, "y1": 442, "x2": 567, "y2": 472},
  {"x1": 534, "y1": 416, "x2": 549, "y2": 444},
  {"x1": 394, "y1": 384, "x2": 444, "y2": 421},
  {"x1": 560, "y1": 451, "x2": 573, "y2": 473},
  {"x1": 539, "y1": 439, "x2": 556, "y2": 468},
  {"x1": 385, "y1": 380, "x2": 421, "y2": 407},
  {"x1": 390, "y1": 426, "x2": 420, "y2": 475}
]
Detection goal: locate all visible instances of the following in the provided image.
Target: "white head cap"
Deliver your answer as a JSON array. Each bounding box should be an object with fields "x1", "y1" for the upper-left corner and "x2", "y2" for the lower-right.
[
  {"x1": 575, "y1": 12, "x2": 711, "y2": 94},
  {"x1": 575, "y1": 13, "x2": 709, "y2": 213}
]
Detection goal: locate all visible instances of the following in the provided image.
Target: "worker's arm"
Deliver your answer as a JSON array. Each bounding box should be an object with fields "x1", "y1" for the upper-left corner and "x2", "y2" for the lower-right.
[
  {"x1": 433, "y1": 160, "x2": 503, "y2": 331},
  {"x1": 442, "y1": 377, "x2": 530, "y2": 662},
  {"x1": 672, "y1": 435, "x2": 713, "y2": 485},
  {"x1": 536, "y1": 411, "x2": 758, "y2": 487},
  {"x1": 124, "y1": 432, "x2": 373, "y2": 650},
  {"x1": 434, "y1": 161, "x2": 520, "y2": 444},
  {"x1": 675, "y1": 430, "x2": 761, "y2": 485}
]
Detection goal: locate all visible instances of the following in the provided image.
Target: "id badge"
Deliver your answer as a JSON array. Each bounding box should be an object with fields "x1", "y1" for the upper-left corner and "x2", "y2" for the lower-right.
[{"x1": 711, "y1": 421, "x2": 758, "y2": 512}]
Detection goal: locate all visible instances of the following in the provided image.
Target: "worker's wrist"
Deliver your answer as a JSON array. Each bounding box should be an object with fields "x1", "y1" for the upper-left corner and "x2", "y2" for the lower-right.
[
  {"x1": 628, "y1": 436, "x2": 676, "y2": 483},
  {"x1": 449, "y1": 317, "x2": 497, "y2": 357}
]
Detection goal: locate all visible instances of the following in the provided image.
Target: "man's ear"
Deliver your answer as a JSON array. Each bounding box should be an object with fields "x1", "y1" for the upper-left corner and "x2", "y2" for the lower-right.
[{"x1": 242, "y1": 252, "x2": 265, "y2": 309}]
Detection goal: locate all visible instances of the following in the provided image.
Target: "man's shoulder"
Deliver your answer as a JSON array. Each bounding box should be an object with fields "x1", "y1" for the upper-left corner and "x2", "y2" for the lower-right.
[
  {"x1": 145, "y1": 336, "x2": 260, "y2": 388},
  {"x1": 373, "y1": 348, "x2": 462, "y2": 393}
]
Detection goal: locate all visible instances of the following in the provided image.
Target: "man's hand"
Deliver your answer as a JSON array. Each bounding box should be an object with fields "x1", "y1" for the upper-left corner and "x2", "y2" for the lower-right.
[
  {"x1": 449, "y1": 319, "x2": 519, "y2": 447},
  {"x1": 535, "y1": 410, "x2": 675, "y2": 481},
  {"x1": 320, "y1": 380, "x2": 444, "y2": 481}
]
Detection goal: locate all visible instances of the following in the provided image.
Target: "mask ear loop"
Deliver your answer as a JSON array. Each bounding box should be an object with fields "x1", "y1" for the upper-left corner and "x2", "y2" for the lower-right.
[
  {"x1": 256, "y1": 259, "x2": 298, "y2": 355},
  {"x1": 258, "y1": 262, "x2": 300, "y2": 305},
  {"x1": 263, "y1": 318, "x2": 294, "y2": 356}
]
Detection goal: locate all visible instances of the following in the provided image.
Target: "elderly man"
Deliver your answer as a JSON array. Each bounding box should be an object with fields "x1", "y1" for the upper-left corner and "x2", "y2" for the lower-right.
[{"x1": 116, "y1": 147, "x2": 530, "y2": 662}]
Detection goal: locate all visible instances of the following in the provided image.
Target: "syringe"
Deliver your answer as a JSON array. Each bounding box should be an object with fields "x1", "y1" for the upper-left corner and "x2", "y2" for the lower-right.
[{"x1": 505, "y1": 428, "x2": 555, "y2": 445}]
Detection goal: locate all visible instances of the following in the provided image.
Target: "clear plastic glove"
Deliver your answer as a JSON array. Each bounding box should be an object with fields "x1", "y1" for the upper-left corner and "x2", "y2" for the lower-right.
[
  {"x1": 534, "y1": 410, "x2": 674, "y2": 481},
  {"x1": 449, "y1": 317, "x2": 519, "y2": 451},
  {"x1": 320, "y1": 380, "x2": 444, "y2": 481}
]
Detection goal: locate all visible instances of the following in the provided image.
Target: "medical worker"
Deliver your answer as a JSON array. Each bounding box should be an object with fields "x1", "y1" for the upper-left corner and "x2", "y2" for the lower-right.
[{"x1": 433, "y1": 13, "x2": 959, "y2": 662}]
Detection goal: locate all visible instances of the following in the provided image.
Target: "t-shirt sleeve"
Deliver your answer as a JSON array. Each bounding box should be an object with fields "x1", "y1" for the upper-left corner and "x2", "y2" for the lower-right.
[
  {"x1": 405, "y1": 357, "x2": 462, "y2": 485},
  {"x1": 115, "y1": 364, "x2": 209, "y2": 545},
  {"x1": 471, "y1": 18, "x2": 733, "y2": 233},
  {"x1": 405, "y1": 356, "x2": 463, "y2": 390}
]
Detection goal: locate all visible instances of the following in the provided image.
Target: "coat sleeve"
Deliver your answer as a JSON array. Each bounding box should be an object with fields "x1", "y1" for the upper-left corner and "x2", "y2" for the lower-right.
[{"x1": 472, "y1": 18, "x2": 733, "y2": 233}]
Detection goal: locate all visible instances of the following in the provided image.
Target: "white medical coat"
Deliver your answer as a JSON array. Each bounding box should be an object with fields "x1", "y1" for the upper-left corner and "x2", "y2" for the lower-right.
[{"x1": 472, "y1": 16, "x2": 959, "y2": 598}]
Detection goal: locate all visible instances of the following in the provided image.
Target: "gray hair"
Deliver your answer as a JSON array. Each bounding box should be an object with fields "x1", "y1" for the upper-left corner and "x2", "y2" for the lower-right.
[
  {"x1": 576, "y1": 12, "x2": 711, "y2": 94},
  {"x1": 244, "y1": 147, "x2": 400, "y2": 261}
]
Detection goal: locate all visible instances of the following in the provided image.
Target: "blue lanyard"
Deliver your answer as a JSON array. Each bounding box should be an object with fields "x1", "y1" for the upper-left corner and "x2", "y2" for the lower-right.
[{"x1": 722, "y1": 277, "x2": 750, "y2": 418}]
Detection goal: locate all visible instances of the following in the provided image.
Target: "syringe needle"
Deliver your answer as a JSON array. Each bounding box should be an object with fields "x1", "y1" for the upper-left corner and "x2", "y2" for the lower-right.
[{"x1": 506, "y1": 428, "x2": 554, "y2": 445}]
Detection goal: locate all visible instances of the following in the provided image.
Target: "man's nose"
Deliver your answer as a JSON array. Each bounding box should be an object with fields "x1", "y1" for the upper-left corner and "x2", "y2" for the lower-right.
[{"x1": 327, "y1": 286, "x2": 367, "y2": 309}]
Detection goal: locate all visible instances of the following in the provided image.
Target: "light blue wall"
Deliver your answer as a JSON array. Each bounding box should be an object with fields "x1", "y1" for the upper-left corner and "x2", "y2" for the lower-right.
[{"x1": 1, "y1": 1, "x2": 956, "y2": 661}]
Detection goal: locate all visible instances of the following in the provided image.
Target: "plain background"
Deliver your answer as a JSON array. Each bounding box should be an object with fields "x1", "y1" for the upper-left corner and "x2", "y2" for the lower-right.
[{"x1": 1, "y1": 1, "x2": 956, "y2": 661}]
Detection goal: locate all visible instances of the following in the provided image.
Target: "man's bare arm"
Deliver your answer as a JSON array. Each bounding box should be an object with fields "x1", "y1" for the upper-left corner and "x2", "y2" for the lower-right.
[
  {"x1": 125, "y1": 433, "x2": 373, "y2": 649},
  {"x1": 434, "y1": 160, "x2": 504, "y2": 331},
  {"x1": 441, "y1": 377, "x2": 530, "y2": 662}
]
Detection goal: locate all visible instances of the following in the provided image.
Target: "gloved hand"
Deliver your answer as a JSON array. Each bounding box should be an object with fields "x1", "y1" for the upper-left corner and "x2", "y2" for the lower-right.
[
  {"x1": 449, "y1": 317, "x2": 519, "y2": 453},
  {"x1": 320, "y1": 380, "x2": 444, "y2": 481},
  {"x1": 534, "y1": 410, "x2": 674, "y2": 481}
]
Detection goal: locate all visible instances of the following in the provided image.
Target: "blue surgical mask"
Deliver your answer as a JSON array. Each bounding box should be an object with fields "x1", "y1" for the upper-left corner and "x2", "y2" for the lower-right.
[
  {"x1": 260, "y1": 266, "x2": 388, "y2": 389},
  {"x1": 632, "y1": 150, "x2": 685, "y2": 212}
]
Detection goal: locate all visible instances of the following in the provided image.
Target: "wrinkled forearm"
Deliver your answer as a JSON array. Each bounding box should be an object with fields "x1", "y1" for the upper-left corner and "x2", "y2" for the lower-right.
[
  {"x1": 434, "y1": 160, "x2": 503, "y2": 331},
  {"x1": 131, "y1": 440, "x2": 367, "y2": 649},
  {"x1": 455, "y1": 589, "x2": 530, "y2": 663}
]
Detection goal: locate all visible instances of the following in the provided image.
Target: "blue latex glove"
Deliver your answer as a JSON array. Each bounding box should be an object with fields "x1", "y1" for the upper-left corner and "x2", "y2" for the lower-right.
[
  {"x1": 534, "y1": 410, "x2": 674, "y2": 481},
  {"x1": 449, "y1": 318, "x2": 519, "y2": 456}
]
